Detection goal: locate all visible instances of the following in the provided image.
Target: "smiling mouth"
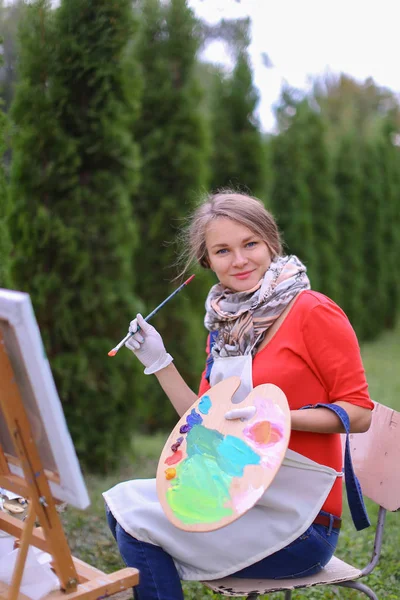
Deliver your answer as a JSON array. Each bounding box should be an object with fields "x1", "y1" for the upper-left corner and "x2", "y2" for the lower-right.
[{"x1": 233, "y1": 271, "x2": 254, "y2": 277}]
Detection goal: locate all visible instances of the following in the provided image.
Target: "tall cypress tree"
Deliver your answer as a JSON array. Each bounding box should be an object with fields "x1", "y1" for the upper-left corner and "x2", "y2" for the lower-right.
[
  {"x1": 361, "y1": 139, "x2": 387, "y2": 339},
  {"x1": 334, "y1": 134, "x2": 365, "y2": 336},
  {"x1": 378, "y1": 123, "x2": 400, "y2": 330},
  {"x1": 209, "y1": 70, "x2": 236, "y2": 191},
  {"x1": 228, "y1": 49, "x2": 265, "y2": 196},
  {"x1": 134, "y1": 0, "x2": 210, "y2": 429},
  {"x1": 270, "y1": 101, "x2": 316, "y2": 285},
  {"x1": 210, "y1": 37, "x2": 265, "y2": 197},
  {"x1": 300, "y1": 105, "x2": 341, "y2": 303},
  {"x1": 0, "y1": 110, "x2": 11, "y2": 289},
  {"x1": 9, "y1": 0, "x2": 141, "y2": 471},
  {"x1": 0, "y1": 44, "x2": 11, "y2": 289}
]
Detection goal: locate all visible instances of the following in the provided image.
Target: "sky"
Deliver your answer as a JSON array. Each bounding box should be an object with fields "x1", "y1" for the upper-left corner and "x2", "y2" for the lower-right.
[{"x1": 188, "y1": 0, "x2": 400, "y2": 132}]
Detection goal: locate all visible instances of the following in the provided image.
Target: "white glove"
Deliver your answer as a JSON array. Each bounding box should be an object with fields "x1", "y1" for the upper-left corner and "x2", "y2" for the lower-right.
[{"x1": 125, "y1": 313, "x2": 173, "y2": 374}]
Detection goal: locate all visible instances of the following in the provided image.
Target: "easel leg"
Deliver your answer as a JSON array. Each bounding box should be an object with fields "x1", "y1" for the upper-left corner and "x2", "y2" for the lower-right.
[{"x1": 8, "y1": 501, "x2": 36, "y2": 600}]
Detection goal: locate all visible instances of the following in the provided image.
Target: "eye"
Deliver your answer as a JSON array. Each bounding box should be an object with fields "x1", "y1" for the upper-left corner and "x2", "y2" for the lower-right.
[
  {"x1": 246, "y1": 241, "x2": 257, "y2": 248},
  {"x1": 216, "y1": 248, "x2": 229, "y2": 255}
]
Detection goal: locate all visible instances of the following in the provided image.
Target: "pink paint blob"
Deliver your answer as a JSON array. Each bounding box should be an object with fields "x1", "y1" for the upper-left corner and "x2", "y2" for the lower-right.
[{"x1": 165, "y1": 450, "x2": 183, "y2": 466}]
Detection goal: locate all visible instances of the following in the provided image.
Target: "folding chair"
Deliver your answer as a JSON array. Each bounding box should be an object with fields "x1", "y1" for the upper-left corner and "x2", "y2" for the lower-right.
[{"x1": 202, "y1": 401, "x2": 399, "y2": 599}]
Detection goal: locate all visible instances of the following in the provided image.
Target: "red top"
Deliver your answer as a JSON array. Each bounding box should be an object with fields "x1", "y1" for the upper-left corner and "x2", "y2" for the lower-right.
[{"x1": 198, "y1": 290, "x2": 374, "y2": 516}]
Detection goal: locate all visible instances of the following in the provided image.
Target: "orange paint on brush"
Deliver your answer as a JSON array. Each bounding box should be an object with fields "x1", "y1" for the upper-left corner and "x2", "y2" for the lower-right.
[
  {"x1": 108, "y1": 349, "x2": 117, "y2": 356},
  {"x1": 165, "y1": 450, "x2": 183, "y2": 465},
  {"x1": 165, "y1": 468, "x2": 176, "y2": 480}
]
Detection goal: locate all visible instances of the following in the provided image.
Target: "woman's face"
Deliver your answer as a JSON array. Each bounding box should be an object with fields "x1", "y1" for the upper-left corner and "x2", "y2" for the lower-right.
[{"x1": 205, "y1": 217, "x2": 272, "y2": 292}]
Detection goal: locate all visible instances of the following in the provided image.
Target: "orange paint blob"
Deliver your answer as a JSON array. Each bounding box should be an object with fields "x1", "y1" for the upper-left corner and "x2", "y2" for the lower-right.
[
  {"x1": 165, "y1": 450, "x2": 183, "y2": 465},
  {"x1": 249, "y1": 421, "x2": 271, "y2": 444},
  {"x1": 108, "y1": 349, "x2": 117, "y2": 356},
  {"x1": 165, "y1": 468, "x2": 176, "y2": 480}
]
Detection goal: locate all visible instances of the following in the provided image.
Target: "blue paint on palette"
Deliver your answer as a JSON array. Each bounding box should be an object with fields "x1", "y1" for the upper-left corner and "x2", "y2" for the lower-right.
[
  {"x1": 187, "y1": 408, "x2": 203, "y2": 426},
  {"x1": 217, "y1": 435, "x2": 260, "y2": 477},
  {"x1": 198, "y1": 395, "x2": 212, "y2": 415}
]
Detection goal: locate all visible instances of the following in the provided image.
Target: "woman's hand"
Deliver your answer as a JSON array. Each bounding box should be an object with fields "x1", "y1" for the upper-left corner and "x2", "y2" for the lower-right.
[{"x1": 125, "y1": 314, "x2": 173, "y2": 374}]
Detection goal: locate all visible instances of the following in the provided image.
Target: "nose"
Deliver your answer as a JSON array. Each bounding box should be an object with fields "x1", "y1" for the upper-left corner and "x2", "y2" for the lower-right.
[{"x1": 232, "y1": 250, "x2": 248, "y2": 268}]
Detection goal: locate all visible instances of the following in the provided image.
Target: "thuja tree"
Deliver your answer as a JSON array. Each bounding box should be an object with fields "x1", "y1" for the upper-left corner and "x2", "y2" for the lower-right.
[
  {"x1": 9, "y1": 0, "x2": 142, "y2": 471},
  {"x1": 134, "y1": 0, "x2": 211, "y2": 429},
  {"x1": 300, "y1": 104, "x2": 341, "y2": 303},
  {"x1": 8, "y1": 0, "x2": 62, "y2": 299},
  {"x1": 378, "y1": 123, "x2": 400, "y2": 330},
  {"x1": 361, "y1": 139, "x2": 387, "y2": 339},
  {"x1": 270, "y1": 100, "x2": 316, "y2": 286},
  {"x1": 0, "y1": 108, "x2": 11, "y2": 288},
  {"x1": 209, "y1": 69, "x2": 236, "y2": 191},
  {"x1": 334, "y1": 134, "x2": 365, "y2": 337},
  {"x1": 0, "y1": 45, "x2": 12, "y2": 289},
  {"x1": 210, "y1": 28, "x2": 265, "y2": 197},
  {"x1": 227, "y1": 48, "x2": 265, "y2": 196}
]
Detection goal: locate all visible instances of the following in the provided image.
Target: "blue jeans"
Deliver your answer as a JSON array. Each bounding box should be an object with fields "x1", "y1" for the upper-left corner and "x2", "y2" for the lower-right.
[{"x1": 106, "y1": 505, "x2": 339, "y2": 600}]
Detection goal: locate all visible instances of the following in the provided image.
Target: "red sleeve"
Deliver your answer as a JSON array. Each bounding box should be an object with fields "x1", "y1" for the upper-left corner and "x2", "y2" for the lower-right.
[
  {"x1": 302, "y1": 302, "x2": 373, "y2": 410},
  {"x1": 198, "y1": 334, "x2": 211, "y2": 397}
]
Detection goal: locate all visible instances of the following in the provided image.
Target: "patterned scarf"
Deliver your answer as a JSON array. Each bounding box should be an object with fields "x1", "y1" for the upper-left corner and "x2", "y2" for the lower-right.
[{"x1": 204, "y1": 255, "x2": 310, "y2": 357}]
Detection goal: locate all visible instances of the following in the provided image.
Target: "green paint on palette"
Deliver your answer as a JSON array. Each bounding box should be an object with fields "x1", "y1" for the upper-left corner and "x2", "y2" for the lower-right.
[
  {"x1": 186, "y1": 423, "x2": 224, "y2": 458},
  {"x1": 166, "y1": 423, "x2": 261, "y2": 525},
  {"x1": 186, "y1": 424, "x2": 260, "y2": 476},
  {"x1": 167, "y1": 454, "x2": 232, "y2": 524}
]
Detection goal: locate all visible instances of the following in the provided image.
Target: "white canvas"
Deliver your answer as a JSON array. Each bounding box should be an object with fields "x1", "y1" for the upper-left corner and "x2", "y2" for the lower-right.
[{"x1": 0, "y1": 289, "x2": 90, "y2": 510}]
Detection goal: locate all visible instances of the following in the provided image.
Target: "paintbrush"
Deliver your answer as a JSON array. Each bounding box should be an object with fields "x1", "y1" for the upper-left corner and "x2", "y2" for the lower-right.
[{"x1": 108, "y1": 274, "x2": 196, "y2": 357}]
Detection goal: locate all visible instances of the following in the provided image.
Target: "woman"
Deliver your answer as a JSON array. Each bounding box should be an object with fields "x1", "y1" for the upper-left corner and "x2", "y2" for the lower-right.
[{"x1": 104, "y1": 191, "x2": 373, "y2": 600}]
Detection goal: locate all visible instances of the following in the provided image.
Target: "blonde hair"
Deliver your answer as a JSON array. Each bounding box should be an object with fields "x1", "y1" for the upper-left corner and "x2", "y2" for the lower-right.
[{"x1": 177, "y1": 191, "x2": 283, "y2": 276}]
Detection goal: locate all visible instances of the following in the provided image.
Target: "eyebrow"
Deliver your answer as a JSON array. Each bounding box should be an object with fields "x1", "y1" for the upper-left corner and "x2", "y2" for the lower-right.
[{"x1": 211, "y1": 235, "x2": 257, "y2": 250}]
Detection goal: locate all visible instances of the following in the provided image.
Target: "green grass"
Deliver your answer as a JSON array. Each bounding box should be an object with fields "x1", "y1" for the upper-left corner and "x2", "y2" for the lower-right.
[{"x1": 62, "y1": 324, "x2": 400, "y2": 599}]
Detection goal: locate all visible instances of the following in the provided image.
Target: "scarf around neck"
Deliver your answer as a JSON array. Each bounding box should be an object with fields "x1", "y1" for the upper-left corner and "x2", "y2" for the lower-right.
[{"x1": 204, "y1": 255, "x2": 311, "y2": 357}]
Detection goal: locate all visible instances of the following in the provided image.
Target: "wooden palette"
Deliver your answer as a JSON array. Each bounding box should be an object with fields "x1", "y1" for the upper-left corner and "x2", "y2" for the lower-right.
[{"x1": 156, "y1": 376, "x2": 291, "y2": 532}]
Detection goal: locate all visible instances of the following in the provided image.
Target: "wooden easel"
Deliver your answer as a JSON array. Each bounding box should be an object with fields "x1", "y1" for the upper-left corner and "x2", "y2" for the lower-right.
[{"x1": 0, "y1": 331, "x2": 139, "y2": 600}]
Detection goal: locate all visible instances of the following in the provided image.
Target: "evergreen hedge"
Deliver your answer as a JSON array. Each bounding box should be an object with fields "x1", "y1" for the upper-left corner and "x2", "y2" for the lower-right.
[
  {"x1": 133, "y1": 0, "x2": 211, "y2": 429},
  {"x1": 209, "y1": 41, "x2": 265, "y2": 197},
  {"x1": 334, "y1": 134, "x2": 365, "y2": 337},
  {"x1": 361, "y1": 140, "x2": 387, "y2": 339},
  {"x1": 270, "y1": 101, "x2": 316, "y2": 284},
  {"x1": 9, "y1": 0, "x2": 142, "y2": 472},
  {"x1": 0, "y1": 46, "x2": 11, "y2": 289},
  {"x1": 300, "y1": 105, "x2": 341, "y2": 304},
  {"x1": 378, "y1": 124, "x2": 400, "y2": 330}
]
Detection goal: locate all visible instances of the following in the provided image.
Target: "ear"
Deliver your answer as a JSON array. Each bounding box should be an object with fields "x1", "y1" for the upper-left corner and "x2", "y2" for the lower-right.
[{"x1": 201, "y1": 255, "x2": 212, "y2": 270}]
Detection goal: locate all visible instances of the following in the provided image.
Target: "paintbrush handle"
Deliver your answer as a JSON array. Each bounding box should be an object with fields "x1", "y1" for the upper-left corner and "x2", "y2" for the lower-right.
[
  {"x1": 127, "y1": 276, "x2": 195, "y2": 338},
  {"x1": 109, "y1": 275, "x2": 195, "y2": 356},
  {"x1": 113, "y1": 332, "x2": 133, "y2": 352},
  {"x1": 142, "y1": 277, "x2": 194, "y2": 322}
]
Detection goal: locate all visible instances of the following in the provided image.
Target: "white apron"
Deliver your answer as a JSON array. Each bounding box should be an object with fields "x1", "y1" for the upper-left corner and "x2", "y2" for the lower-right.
[{"x1": 103, "y1": 352, "x2": 341, "y2": 581}]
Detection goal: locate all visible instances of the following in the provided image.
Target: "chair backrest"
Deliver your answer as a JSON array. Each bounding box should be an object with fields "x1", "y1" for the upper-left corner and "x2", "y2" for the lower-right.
[{"x1": 347, "y1": 402, "x2": 400, "y2": 511}]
